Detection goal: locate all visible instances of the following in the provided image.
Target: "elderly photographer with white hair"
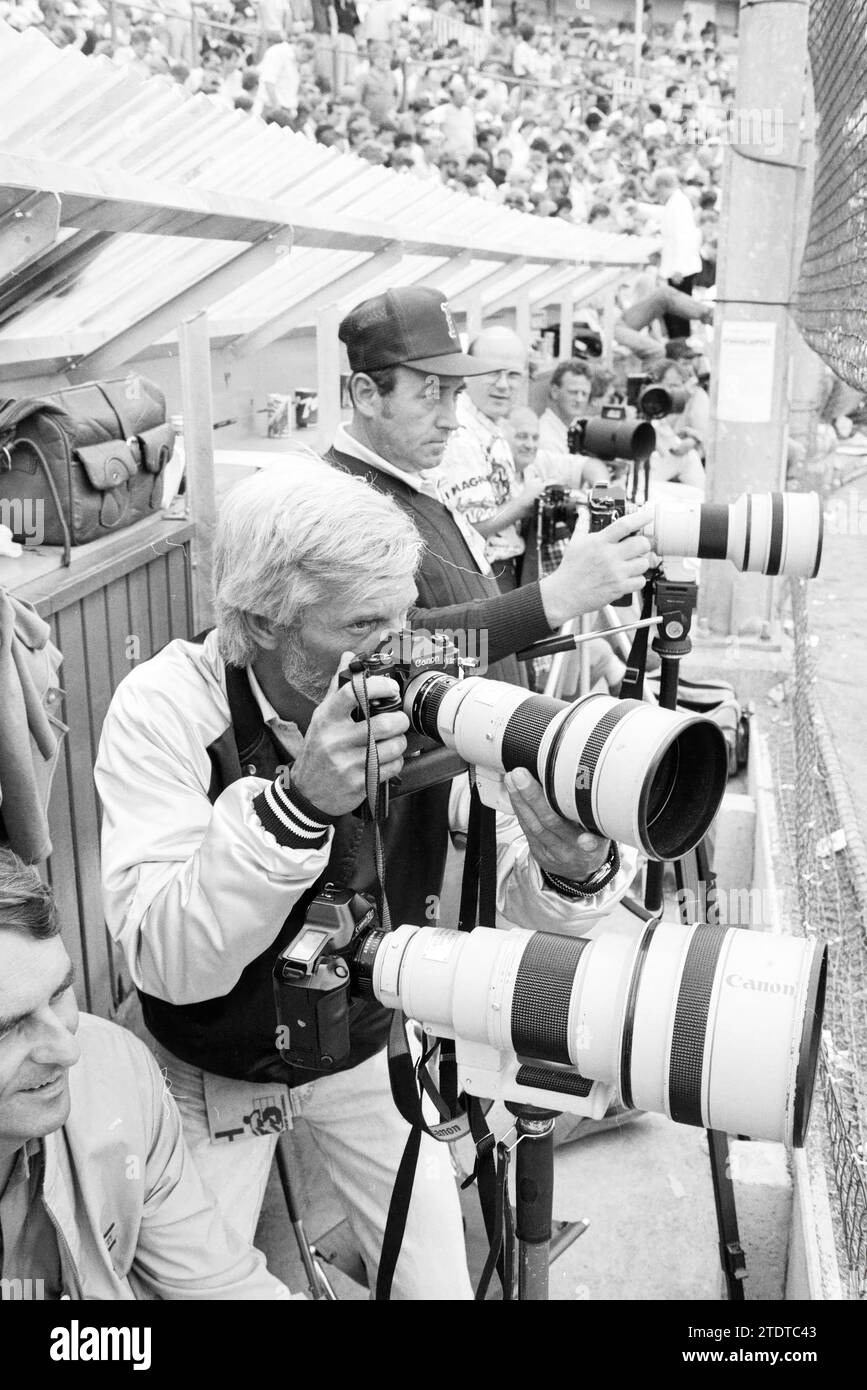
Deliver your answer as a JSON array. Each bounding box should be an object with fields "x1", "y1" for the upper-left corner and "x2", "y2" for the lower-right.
[{"x1": 95, "y1": 461, "x2": 636, "y2": 1300}]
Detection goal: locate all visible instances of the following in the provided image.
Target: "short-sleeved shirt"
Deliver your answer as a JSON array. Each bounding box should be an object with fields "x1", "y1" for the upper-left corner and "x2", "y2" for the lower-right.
[{"x1": 436, "y1": 396, "x2": 524, "y2": 564}]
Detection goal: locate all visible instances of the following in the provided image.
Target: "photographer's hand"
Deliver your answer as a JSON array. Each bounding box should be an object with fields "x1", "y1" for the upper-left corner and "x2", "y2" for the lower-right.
[
  {"x1": 285, "y1": 656, "x2": 409, "y2": 817},
  {"x1": 505, "y1": 768, "x2": 611, "y2": 880},
  {"x1": 540, "y1": 505, "x2": 660, "y2": 627}
]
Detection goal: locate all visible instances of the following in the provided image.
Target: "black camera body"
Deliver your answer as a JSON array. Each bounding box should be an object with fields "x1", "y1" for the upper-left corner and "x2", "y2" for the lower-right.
[
  {"x1": 273, "y1": 886, "x2": 383, "y2": 1070},
  {"x1": 538, "y1": 483, "x2": 584, "y2": 547},
  {"x1": 336, "y1": 636, "x2": 470, "y2": 810}
]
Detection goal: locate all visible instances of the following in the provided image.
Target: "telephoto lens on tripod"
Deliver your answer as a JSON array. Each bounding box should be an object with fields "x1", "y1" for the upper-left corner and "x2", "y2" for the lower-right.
[
  {"x1": 567, "y1": 414, "x2": 656, "y2": 462},
  {"x1": 359, "y1": 916, "x2": 827, "y2": 1148},
  {"x1": 644, "y1": 490, "x2": 823, "y2": 578},
  {"x1": 626, "y1": 373, "x2": 691, "y2": 420},
  {"x1": 400, "y1": 674, "x2": 728, "y2": 860}
]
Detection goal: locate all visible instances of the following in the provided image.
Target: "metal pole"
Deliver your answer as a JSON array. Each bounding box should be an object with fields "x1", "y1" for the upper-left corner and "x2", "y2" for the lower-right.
[
  {"x1": 633, "y1": 0, "x2": 643, "y2": 79},
  {"x1": 482, "y1": 0, "x2": 492, "y2": 41},
  {"x1": 508, "y1": 1107, "x2": 557, "y2": 1301}
]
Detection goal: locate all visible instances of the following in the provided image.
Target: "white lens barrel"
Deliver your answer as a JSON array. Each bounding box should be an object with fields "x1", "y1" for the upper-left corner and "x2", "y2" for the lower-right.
[
  {"x1": 648, "y1": 491, "x2": 823, "y2": 579},
  {"x1": 372, "y1": 919, "x2": 826, "y2": 1147},
  {"x1": 419, "y1": 681, "x2": 726, "y2": 859}
]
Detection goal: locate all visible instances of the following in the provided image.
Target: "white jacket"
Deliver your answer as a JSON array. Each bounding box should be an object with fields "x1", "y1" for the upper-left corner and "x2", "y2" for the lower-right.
[{"x1": 94, "y1": 631, "x2": 637, "y2": 1010}]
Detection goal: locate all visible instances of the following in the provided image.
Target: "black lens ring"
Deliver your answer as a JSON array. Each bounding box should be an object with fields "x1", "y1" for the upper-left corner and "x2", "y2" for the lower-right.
[
  {"x1": 573, "y1": 702, "x2": 638, "y2": 834},
  {"x1": 668, "y1": 923, "x2": 729, "y2": 1128},
  {"x1": 542, "y1": 700, "x2": 596, "y2": 815},
  {"x1": 792, "y1": 943, "x2": 828, "y2": 1147},
  {"x1": 501, "y1": 696, "x2": 565, "y2": 773},
  {"x1": 409, "y1": 673, "x2": 453, "y2": 737},
  {"x1": 512, "y1": 932, "x2": 591, "y2": 1064},
  {"x1": 743, "y1": 491, "x2": 753, "y2": 572},
  {"x1": 812, "y1": 495, "x2": 824, "y2": 578},
  {"x1": 766, "y1": 491, "x2": 785, "y2": 575},
  {"x1": 619, "y1": 920, "x2": 659, "y2": 1110}
]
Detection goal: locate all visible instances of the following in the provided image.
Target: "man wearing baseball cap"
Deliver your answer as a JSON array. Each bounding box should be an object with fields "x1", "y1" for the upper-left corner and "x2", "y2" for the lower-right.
[{"x1": 326, "y1": 285, "x2": 657, "y2": 684}]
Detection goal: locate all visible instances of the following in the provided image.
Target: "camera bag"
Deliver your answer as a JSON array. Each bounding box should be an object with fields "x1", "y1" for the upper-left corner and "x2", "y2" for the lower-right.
[{"x1": 0, "y1": 375, "x2": 175, "y2": 566}]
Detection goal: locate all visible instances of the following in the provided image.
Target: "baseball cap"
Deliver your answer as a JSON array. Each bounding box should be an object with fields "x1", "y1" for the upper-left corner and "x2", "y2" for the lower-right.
[{"x1": 339, "y1": 288, "x2": 495, "y2": 377}]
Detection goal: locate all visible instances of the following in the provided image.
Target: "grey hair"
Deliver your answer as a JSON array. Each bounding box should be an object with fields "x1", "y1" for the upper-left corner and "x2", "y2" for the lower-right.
[
  {"x1": 214, "y1": 457, "x2": 423, "y2": 668},
  {"x1": 0, "y1": 848, "x2": 59, "y2": 939}
]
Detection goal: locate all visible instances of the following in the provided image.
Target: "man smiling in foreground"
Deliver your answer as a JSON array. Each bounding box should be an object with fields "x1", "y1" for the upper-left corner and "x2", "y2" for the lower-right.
[{"x1": 0, "y1": 848, "x2": 293, "y2": 1300}]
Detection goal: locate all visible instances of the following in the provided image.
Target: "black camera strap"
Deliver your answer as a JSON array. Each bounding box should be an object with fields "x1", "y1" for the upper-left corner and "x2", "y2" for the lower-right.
[
  {"x1": 617, "y1": 578, "x2": 655, "y2": 701},
  {"x1": 375, "y1": 779, "x2": 511, "y2": 1300}
]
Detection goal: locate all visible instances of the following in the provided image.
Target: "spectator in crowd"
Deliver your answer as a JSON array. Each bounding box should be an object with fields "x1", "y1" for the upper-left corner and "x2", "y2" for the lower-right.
[
  {"x1": 356, "y1": 38, "x2": 399, "y2": 125},
  {"x1": 258, "y1": 28, "x2": 301, "y2": 116},
  {"x1": 0, "y1": 849, "x2": 296, "y2": 1301},
  {"x1": 512, "y1": 21, "x2": 538, "y2": 79},
  {"x1": 646, "y1": 358, "x2": 706, "y2": 492},
  {"x1": 437, "y1": 326, "x2": 539, "y2": 592},
  {"x1": 433, "y1": 73, "x2": 476, "y2": 159},
  {"x1": 651, "y1": 166, "x2": 703, "y2": 337},
  {"x1": 537, "y1": 361, "x2": 610, "y2": 486}
]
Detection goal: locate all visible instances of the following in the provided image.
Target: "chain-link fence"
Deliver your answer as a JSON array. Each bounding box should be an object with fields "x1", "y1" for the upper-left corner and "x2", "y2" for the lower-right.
[
  {"x1": 794, "y1": 0, "x2": 867, "y2": 392},
  {"x1": 768, "y1": 575, "x2": 867, "y2": 1298}
]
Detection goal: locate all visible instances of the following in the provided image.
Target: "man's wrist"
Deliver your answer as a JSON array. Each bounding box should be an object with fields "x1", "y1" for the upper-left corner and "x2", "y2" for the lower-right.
[
  {"x1": 541, "y1": 842, "x2": 620, "y2": 899},
  {"x1": 538, "y1": 571, "x2": 571, "y2": 629},
  {"x1": 253, "y1": 770, "x2": 338, "y2": 851}
]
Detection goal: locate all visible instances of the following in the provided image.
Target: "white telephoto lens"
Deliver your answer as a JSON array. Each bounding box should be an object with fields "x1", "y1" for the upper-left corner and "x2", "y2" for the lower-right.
[{"x1": 372, "y1": 919, "x2": 826, "y2": 1146}]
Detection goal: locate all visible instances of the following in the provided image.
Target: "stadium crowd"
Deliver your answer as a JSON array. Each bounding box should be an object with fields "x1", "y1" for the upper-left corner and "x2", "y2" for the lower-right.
[{"x1": 3, "y1": 2, "x2": 723, "y2": 263}]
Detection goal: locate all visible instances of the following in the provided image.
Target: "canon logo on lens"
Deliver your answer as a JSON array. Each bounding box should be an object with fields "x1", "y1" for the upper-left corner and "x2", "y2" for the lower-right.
[{"x1": 725, "y1": 973, "x2": 796, "y2": 996}]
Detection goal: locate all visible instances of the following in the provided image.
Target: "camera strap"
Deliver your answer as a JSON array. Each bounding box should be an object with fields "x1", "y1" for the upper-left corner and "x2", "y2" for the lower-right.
[
  {"x1": 376, "y1": 780, "x2": 507, "y2": 1300},
  {"x1": 617, "y1": 579, "x2": 655, "y2": 701}
]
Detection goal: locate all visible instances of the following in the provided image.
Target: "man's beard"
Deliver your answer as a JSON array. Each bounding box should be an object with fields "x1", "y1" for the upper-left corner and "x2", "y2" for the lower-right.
[{"x1": 278, "y1": 628, "x2": 332, "y2": 704}]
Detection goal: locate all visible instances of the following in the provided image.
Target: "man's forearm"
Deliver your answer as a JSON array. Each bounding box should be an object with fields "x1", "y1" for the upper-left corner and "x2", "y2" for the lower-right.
[{"x1": 409, "y1": 581, "x2": 552, "y2": 666}]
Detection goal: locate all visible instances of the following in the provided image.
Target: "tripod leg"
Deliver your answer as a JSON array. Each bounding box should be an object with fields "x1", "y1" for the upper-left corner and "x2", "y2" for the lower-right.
[
  {"x1": 674, "y1": 849, "x2": 747, "y2": 1301},
  {"x1": 274, "y1": 1136, "x2": 337, "y2": 1301},
  {"x1": 512, "y1": 1111, "x2": 556, "y2": 1300}
]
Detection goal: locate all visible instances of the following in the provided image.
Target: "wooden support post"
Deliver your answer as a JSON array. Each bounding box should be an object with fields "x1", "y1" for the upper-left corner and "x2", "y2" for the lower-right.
[
  {"x1": 464, "y1": 293, "x2": 483, "y2": 343},
  {"x1": 316, "y1": 304, "x2": 343, "y2": 443},
  {"x1": 178, "y1": 312, "x2": 217, "y2": 631},
  {"x1": 515, "y1": 292, "x2": 531, "y2": 407}
]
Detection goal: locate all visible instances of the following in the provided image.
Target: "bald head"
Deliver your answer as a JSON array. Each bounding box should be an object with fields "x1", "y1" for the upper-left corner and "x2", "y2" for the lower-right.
[
  {"x1": 507, "y1": 406, "x2": 539, "y2": 472},
  {"x1": 465, "y1": 327, "x2": 527, "y2": 422}
]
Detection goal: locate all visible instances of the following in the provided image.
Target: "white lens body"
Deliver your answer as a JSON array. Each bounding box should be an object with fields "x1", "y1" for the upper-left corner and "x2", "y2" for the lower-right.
[
  {"x1": 427, "y1": 679, "x2": 720, "y2": 858},
  {"x1": 372, "y1": 920, "x2": 824, "y2": 1145},
  {"x1": 625, "y1": 924, "x2": 822, "y2": 1147},
  {"x1": 646, "y1": 491, "x2": 822, "y2": 578}
]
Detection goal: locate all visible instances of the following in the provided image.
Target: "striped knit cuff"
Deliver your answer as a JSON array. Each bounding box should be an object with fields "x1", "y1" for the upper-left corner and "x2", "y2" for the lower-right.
[{"x1": 252, "y1": 776, "x2": 337, "y2": 851}]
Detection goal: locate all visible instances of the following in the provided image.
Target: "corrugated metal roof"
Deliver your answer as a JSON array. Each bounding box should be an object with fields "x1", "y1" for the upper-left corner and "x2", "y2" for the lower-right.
[{"x1": 0, "y1": 22, "x2": 654, "y2": 371}]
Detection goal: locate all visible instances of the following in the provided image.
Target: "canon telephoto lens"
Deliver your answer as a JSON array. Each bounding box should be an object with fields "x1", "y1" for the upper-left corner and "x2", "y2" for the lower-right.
[
  {"x1": 637, "y1": 384, "x2": 691, "y2": 419},
  {"x1": 648, "y1": 490, "x2": 823, "y2": 578},
  {"x1": 404, "y1": 676, "x2": 728, "y2": 860},
  {"x1": 371, "y1": 919, "x2": 828, "y2": 1147},
  {"x1": 568, "y1": 415, "x2": 657, "y2": 462}
]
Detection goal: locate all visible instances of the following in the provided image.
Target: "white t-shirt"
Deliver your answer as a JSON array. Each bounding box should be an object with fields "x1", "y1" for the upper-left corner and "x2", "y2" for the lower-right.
[
  {"x1": 658, "y1": 187, "x2": 703, "y2": 279},
  {"x1": 259, "y1": 39, "x2": 300, "y2": 111}
]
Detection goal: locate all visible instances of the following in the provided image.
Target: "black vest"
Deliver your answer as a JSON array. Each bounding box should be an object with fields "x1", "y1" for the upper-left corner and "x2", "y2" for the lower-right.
[{"x1": 139, "y1": 660, "x2": 452, "y2": 1087}]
